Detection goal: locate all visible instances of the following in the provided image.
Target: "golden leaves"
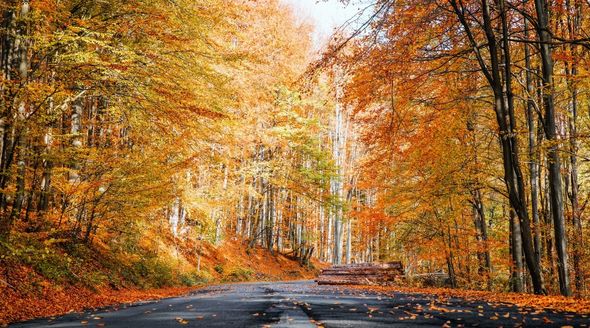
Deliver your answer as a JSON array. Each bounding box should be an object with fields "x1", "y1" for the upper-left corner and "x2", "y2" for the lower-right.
[{"x1": 175, "y1": 317, "x2": 189, "y2": 325}]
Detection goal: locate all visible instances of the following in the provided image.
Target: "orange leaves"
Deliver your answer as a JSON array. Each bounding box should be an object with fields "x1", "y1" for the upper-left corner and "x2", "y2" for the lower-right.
[
  {"x1": 354, "y1": 285, "x2": 590, "y2": 315},
  {"x1": 0, "y1": 277, "x2": 197, "y2": 325},
  {"x1": 175, "y1": 317, "x2": 189, "y2": 325}
]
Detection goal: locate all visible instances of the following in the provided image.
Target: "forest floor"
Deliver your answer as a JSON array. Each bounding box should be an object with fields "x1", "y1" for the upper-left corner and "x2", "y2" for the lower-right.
[
  {"x1": 0, "y1": 236, "x2": 322, "y2": 326},
  {"x1": 353, "y1": 285, "x2": 590, "y2": 316}
]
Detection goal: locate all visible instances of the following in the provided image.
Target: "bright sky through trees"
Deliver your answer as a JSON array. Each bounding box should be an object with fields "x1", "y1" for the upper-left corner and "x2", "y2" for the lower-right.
[{"x1": 282, "y1": 0, "x2": 358, "y2": 46}]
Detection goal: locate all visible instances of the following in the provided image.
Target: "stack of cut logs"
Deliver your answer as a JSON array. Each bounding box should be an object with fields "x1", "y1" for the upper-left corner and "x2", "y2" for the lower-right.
[{"x1": 316, "y1": 262, "x2": 404, "y2": 286}]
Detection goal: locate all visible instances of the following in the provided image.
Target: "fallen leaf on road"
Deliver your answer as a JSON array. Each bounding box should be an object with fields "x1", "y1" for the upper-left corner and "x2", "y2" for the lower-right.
[
  {"x1": 175, "y1": 317, "x2": 189, "y2": 325},
  {"x1": 367, "y1": 307, "x2": 379, "y2": 313}
]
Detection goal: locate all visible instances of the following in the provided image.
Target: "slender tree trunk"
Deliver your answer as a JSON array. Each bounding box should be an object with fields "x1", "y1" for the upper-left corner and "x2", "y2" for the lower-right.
[
  {"x1": 319, "y1": 201, "x2": 325, "y2": 261},
  {"x1": 533, "y1": 0, "x2": 572, "y2": 296},
  {"x1": 473, "y1": 189, "x2": 491, "y2": 287},
  {"x1": 451, "y1": 0, "x2": 545, "y2": 293},
  {"x1": 500, "y1": 0, "x2": 546, "y2": 294},
  {"x1": 345, "y1": 219, "x2": 352, "y2": 264},
  {"x1": 510, "y1": 208, "x2": 524, "y2": 292},
  {"x1": 446, "y1": 222, "x2": 457, "y2": 288},
  {"x1": 8, "y1": 127, "x2": 25, "y2": 223},
  {"x1": 564, "y1": 0, "x2": 584, "y2": 296},
  {"x1": 524, "y1": 16, "x2": 542, "y2": 266},
  {"x1": 23, "y1": 145, "x2": 40, "y2": 223},
  {"x1": 69, "y1": 98, "x2": 83, "y2": 183},
  {"x1": 1, "y1": 1, "x2": 29, "y2": 236}
]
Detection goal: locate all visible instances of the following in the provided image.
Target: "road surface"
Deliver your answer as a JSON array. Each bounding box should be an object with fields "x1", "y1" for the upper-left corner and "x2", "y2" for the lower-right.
[{"x1": 10, "y1": 281, "x2": 590, "y2": 327}]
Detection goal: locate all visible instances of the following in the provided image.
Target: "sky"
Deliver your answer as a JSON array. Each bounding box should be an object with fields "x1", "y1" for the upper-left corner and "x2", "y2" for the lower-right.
[{"x1": 282, "y1": 0, "x2": 360, "y2": 47}]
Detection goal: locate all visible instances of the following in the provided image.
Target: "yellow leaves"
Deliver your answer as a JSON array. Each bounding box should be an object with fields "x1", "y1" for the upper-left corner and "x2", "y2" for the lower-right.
[
  {"x1": 403, "y1": 311, "x2": 418, "y2": 320},
  {"x1": 366, "y1": 306, "x2": 379, "y2": 314},
  {"x1": 175, "y1": 317, "x2": 189, "y2": 325}
]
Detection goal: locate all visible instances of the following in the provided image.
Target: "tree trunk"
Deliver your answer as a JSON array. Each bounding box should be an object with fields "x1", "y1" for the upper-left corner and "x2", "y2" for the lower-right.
[
  {"x1": 564, "y1": 0, "x2": 584, "y2": 296},
  {"x1": 510, "y1": 209, "x2": 524, "y2": 292},
  {"x1": 533, "y1": 0, "x2": 572, "y2": 297},
  {"x1": 472, "y1": 189, "x2": 491, "y2": 288},
  {"x1": 346, "y1": 219, "x2": 352, "y2": 264},
  {"x1": 450, "y1": 0, "x2": 545, "y2": 293},
  {"x1": 0, "y1": 1, "x2": 29, "y2": 237},
  {"x1": 524, "y1": 16, "x2": 542, "y2": 266}
]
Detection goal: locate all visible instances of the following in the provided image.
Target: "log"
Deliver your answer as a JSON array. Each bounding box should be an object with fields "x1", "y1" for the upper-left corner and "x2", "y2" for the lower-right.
[
  {"x1": 315, "y1": 261, "x2": 404, "y2": 286},
  {"x1": 330, "y1": 262, "x2": 403, "y2": 269},
  {"x1": 320, "y1": 268, "x2": 403, "y2": 275}
]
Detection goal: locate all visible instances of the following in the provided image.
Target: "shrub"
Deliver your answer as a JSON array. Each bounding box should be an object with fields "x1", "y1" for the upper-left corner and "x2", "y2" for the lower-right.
[{"x1": 223, "y1": 267, "x2": 254, "y2": 282}]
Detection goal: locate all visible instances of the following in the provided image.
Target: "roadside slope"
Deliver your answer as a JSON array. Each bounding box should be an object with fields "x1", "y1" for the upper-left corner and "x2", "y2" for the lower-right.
[{"x1": 0, "y1": 236, "x2": 321, "y2": 325}]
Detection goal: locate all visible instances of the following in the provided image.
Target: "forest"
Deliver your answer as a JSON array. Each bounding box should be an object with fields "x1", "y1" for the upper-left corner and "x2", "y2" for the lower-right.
[{"x1": 1, "y1": 0, "x2": 590, "y2": 324}]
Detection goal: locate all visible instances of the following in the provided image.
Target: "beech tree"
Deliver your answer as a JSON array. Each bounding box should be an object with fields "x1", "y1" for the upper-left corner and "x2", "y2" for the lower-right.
[
  {"x1": 325, "y1": 0, "x2": 590, "y2": 296},
  {"x1": 2, "y1": 0, "x2": 590, "y2": 300}
]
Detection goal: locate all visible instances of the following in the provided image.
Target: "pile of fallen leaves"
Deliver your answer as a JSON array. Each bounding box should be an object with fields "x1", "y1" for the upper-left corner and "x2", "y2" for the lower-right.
[{"x1": 354, "y1": 285, "x2": 590, "y2": 315}]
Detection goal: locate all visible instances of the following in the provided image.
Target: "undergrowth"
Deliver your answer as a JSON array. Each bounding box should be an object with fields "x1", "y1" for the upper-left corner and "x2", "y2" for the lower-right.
[{"x1": 0, "y1": 233, "x2": 209, "y2": 295}]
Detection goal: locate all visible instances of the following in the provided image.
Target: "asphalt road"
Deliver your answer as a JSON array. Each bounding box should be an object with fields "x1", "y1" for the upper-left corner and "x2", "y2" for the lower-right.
[{"x1": 10, "y1": 281, "x2": 590, "y2": 327}]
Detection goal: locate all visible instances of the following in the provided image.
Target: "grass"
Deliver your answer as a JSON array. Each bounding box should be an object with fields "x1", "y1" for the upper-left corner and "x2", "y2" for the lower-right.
[
  {"x1": 222, "y1": 267, "x2": 254, "y2": 282},
  {"x1": 0, "y1": 233, "x2": 207, "y2": 293}
]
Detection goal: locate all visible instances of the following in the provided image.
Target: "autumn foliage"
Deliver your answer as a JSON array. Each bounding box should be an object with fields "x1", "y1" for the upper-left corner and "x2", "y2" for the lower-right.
[
  {"x1": 2, "y1": 0, "x2": 590, "y2": 324},
  {"x1": 324, "y1": 0, "x2": 590, "y2": 299},
  {"x1": 0, "y1": 0, "x2": 329, "y2": 324}
]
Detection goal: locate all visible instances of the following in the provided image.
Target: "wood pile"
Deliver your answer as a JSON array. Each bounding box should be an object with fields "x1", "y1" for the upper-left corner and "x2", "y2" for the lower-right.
[{"x1": 316, "y1": 262, "x2": 404, "y2": 286}]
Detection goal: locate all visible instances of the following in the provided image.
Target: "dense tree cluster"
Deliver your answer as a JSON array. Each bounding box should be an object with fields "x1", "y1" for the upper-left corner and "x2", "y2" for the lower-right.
[
  {"x1": 3, "y1": 0, "x2": 590, "y2": 299},
  {"x1": 331, "y1": 0, "x2": 590, "y2": 297},
  {"x1": 0, "y1": 0, "x2": 339, "y2": 277}
]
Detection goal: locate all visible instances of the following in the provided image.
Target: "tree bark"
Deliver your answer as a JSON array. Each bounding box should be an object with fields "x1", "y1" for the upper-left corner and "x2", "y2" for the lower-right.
[
  {"x1": 510, "y1": 208, "x2": 524, "y2": 292},
  {"x1": 450, "y1": 0, "x2": 545, "y2": 293},
  {"x1": 523, "y1": 13, "x2": 543, "y2": 267},
  {"x1": 533, "y1": 0, "x2": 572, "y2": 297},
  {"x1": 564, "y1": 0, "x2": 584, "y2": 296}
]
